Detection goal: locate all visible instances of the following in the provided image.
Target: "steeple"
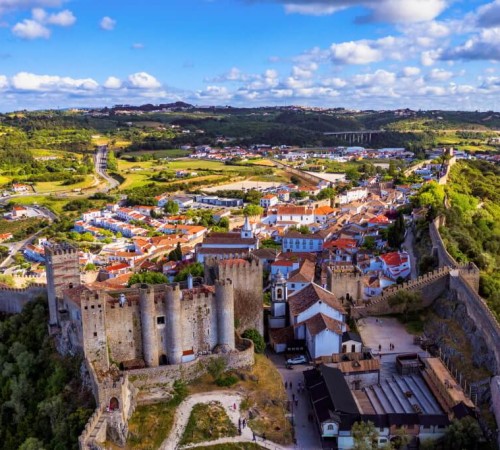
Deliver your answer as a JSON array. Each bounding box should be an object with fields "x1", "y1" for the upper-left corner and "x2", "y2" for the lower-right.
[
  {"x1": 241, "y1": 215, "x2": 253, "y2": 239},
  {"x1": 269, "y1": 269, "x2": 288, "y2": 329}
]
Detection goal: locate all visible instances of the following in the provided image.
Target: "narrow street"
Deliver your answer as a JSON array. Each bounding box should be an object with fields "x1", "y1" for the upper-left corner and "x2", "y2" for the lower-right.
[{"x1": 268, "y1": 353, "x2": 323, "y2": 450}]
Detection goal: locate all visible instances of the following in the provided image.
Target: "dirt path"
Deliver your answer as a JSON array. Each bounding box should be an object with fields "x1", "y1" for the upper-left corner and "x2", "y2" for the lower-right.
[{"x1": 159, "y1": 391, "x2": 290, "y2": 450}]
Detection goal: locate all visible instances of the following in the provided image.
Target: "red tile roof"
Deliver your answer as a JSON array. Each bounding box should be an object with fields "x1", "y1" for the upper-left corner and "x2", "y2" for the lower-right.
[{"x1": 288, "y1": 283, "x2": 345, "y2": 316}]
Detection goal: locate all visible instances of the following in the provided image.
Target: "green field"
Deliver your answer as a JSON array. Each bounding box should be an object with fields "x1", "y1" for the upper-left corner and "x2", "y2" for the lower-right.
[
  {"x1": 8, "y1": 195, "x2": 80, "y2": 215},
  {"x1": 34, "y1": 175, "x2": 95, "y2": 194}
]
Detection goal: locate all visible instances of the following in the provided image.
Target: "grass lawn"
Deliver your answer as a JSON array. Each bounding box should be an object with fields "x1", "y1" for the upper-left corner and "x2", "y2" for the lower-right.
[
  {"x1": 0, "y1": 175, "x2": 12, "y2": 185},
  {"x1": 189, "y1": 355, "x2": 293, "y2": 446},
  {"x1": 122, "y1": 149, "x2": 192, "y2": 159},
  {"x1": 124, "y1": 401, "x2": 177, "y2": 450},
  {"x1": 10, "y1": 195, "x2": 82, "y2": 215},
  {"x1": 167, "y1": 159, "x2": 255, "y2": 172},
  {"x1": 180, "y1": 402, "x2": 238, "y2": 446},
  {"x1": 33, "y1": 175, "x2": 95, "y2": 194}
]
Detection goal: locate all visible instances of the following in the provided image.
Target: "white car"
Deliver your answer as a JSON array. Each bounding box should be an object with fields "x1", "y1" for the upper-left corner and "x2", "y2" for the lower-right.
[{"x1": 286, "y1": 355, "x2": 307, "y2": 365}]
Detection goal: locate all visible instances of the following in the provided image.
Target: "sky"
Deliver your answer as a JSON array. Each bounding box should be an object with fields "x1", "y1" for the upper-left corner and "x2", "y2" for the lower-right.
[{"x1": 1, "y1": 0, "x2": 500, "y2": 111}]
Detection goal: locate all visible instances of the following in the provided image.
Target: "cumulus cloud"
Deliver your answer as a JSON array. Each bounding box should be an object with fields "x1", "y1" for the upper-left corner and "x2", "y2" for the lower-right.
[
  {"x1": 401, "y1": 66, "x2": 421, "y2": 77},
  {"x1": 104, "y1": 76, "x2": 122, "y2": 89},
  {"x1": 330, "y1": 41, "x2": 382, "y2": 64},
  {"x1": 11, "y1": 72, "x2": 99, "y2": 91},
  {"x1": 257, "y1": 0, "x2": 448, "y2": 23},
  {"x1": 100, "y1": 16, "x2": 116, "y2": 31},
  {"x1": 196, "y1": 85, "x2": 232, "y2": 101},
  {"x1": 12, "y1": 7, "x2": 76, "y2": 39},
  {"x1": 128, "y1": 72, "x2": 161, "y2": 89},
  {"x1": 0, "y1": 75, "x2": 8, "y2": 89},
  {"x1": 12, "y1": 19, "x2": 50, "y2": 39},
  {"x1": 474, "y1": 0, "x2": 500, "y2": 28},
  {"x1": 0, "y1": 0, "x2": 63, "y2": 15},
  {"x1": 426, "y1": 68, "x2": 454, "y2": 81},
  {"x1": 441, "y1": 28, "x2": 500, "y2": 61}
]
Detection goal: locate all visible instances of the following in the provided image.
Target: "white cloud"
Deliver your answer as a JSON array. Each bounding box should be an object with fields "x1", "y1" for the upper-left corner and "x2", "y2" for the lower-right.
[
  {"x1": 421, "y1": 50, "x2": 441, "y2": 66},
  {"x1": 401, "y1": 66, "x2": 421, "y2": 77},
  {"x1": 132, "y1": 43, "x2": 144, "y2": 49},
  {"x1": 322, "y1": 77, "x2": 347, "y2": 88},
  {"x1": 352, "y1": 70, "x2": 397, "y2": 87},
  {"x1": 196, "y1": 85, "x2": 232, "y2": 101},
  {"x1": 128, "y1": 72, "x2": 161, "y2": 89},
  {"x1": 12, "y1": 19, "x2": 50, "y2": 39},
  {"x1": 11, "y1": 72, "x2": 99, "y2": 91},
  {"x1": 104, "y1": 76, "x2": 122, "y2": 89},
  {"x1": 100, "y1": 16, "x2": 116, "y2": 31},
  {"x1": 0, "y1": 0, "x2": 63, "y2": 16},
  {"x1": 441, "y1": 27, "x2": 500, "y2": 61},
  {"x1": 330, "y1": 41, "x2": 382, "y2": 64},
  {"x1": 261, "y1": 0, "x2": 448, "y2": 23},
  {"x1": 291, "y1": 63, "x2": 318, "y2": 79},
  {"x1": 475, "y1": 0, "x2": 500, "y2": 28},
  {"x1": 0, "y1": 75, "x2": 8, "y2": 89},
  {"x1": 46, "y1": 9, "x2": 76, "y2": 26},
  {"x1": 427, "y1": 68, "x2": 453, "y2": 81}
]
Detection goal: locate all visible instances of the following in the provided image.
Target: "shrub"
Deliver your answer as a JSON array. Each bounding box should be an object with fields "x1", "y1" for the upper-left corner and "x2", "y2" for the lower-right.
[
  {"x1": 215, "y1": 374, "x2": 239, "y2": 387},
  {"x1": 242, "y1": 328, "x2": 266, "y2": 354}
]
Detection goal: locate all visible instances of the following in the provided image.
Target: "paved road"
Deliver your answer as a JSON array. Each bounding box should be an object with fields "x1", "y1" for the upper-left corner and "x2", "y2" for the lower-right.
[
  {"x1": 268, "y1": 353, "x2": 323, "y2": 450},
  {"x1": 95, "y1": 145, "x2": 120, "y2": 192}
]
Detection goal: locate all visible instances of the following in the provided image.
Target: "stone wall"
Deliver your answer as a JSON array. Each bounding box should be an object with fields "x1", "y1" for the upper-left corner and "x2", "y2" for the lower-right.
[
  {"x1": 327, "y1": 268, "x2": 363, "y2": 302},
  {"x1": 0, "y1": 284, "x2": 47, "y2": 314},
  {"x1": 430, "y1": 216, "x2": 457, "y2": 268},
  {"x1": 352, "y1": 267, "x2": 450, "y2": 317},
  {"x1": 78, "y1": 403, "x2": 107, "y2": 450},
  {"x1": 126, "y1": 338, "x2": 255, "y2": 389},
  {"x1": 491, "y1": 376, "x2": 500, "y2": 449},
  {"x1": 437, "y1": 156, "x2": 456, "y2": 185}
]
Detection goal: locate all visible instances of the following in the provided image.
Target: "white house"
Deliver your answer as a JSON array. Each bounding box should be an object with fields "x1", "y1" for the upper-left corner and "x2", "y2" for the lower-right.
[
  {"x1": 379, "y1": 251, "x2": 411, "y2": 280},
  {"x1": 260, "y1": 194, "x2": 278, "y2": 208}
]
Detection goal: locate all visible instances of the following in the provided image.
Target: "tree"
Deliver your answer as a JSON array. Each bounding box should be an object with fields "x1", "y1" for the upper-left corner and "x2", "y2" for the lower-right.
[
  {"x1": 128, "y1": 271, "x2": 168, "y2": 286},
  {"x1": 388, "y1": 214, "x2": 405, "y2": 248},
  {"x1": 84, "y1": 263, "x2": 96, "y2": 271},
  {"x1": 18, "y1": 438, "x2": 46, "y2": 450},
  {"x1": 207, "y1": 357, "x2": 227, "y2": 382},
  {"x1": 164, "y1": 200, "x2": 179, "y2": 215},
  {"x1": 174, "y1": 262, "x2": 204, "y2": 282},
  {"x1": 361, "y1": 236, "x2": 376, "y2": 251},
  {"x1": 244, "y1": 189, "x2": 262, "y2": 205},
  {"x1": 388, "y1": 291, "x2": 423, "y2": 322},
  {"x1": 443, "y1": 417, "x2": 482, "y2": 450},
  {"x1": 218, "y1": 217, "x2": 230, "y2": 229},
  {"x1": 243, "y1": 205, "x2": 263, "y2": 217},
  {"x1": 0, "y1": 245, "x2": 9, "y2": 257},
  {"x1": 107, "y1": 150, "x2": 117, "y2": 171},
  {"x1": 317, "y1": 187, "x2": 336, "y2": 200},
  {"x1": 352, "y1": 421, "x2": 379, "y2": 450},
  {"x1": 242, "y1": 329, "x2": 266, "y2": 353},
  {"x1": 168, "y1": 242, "x2": 183, "y2": 261}
]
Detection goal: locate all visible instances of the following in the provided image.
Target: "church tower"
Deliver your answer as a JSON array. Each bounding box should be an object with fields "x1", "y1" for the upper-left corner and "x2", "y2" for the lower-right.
[
  {"x1": 269, "y1": 271, "x2": 288, "y2": 329},
  {"x1": 241, "y1": 216, "x2": 253, "y2": 239}
]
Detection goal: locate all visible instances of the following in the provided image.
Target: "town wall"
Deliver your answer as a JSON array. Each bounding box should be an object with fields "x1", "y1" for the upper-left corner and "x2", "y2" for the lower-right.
[
  {"x1": 327, "y1": 268, "x2": 363, "y2": 302},
  {"x1": 205, "y1": 257, "x2": 264, "y2": 335},
  {"x1": 437, "y1": 156, "x2": 456, "y2": 185},
  {"x1": 352, "y1": 267, "x2": 450, "y2": 317},
  {"x1": 0, "y1": 284, "x2": 47, "y2": 314},
  {"x1": 491, "y1": 376, "x2": 500, "y2": 448},
  {"x1": 125, "y1": 338, "x2": 255, "y2": 389}
]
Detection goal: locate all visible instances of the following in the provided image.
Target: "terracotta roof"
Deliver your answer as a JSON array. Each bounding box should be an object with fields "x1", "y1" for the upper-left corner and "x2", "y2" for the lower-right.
[
  {"x1": 203, "y1": 232, "x2": 257, "y2": 246},
  {"x1": 324, "y1": 238, "x2": 358, "y2": 250},
  {"x1": 283, "y1": 230, "x2": 321, "y2": 240},
  {"x1": 299, "y1": 312, "x2": 345, "y2": 336},
  {"x1": 269, "y1": 326, "x2": 294, "y2": 345},
  {"x1": 288, "y1": 283, "x2": 345, "y2": 316},
  {"x1": 314, "y1": 206, "x2": 335, "y2": 215},
  {"x1": 277, "y1": 206, "x2": 314, "y2": 215},
  {"x1": 380, "y1": 251, "x2": 409, "y2": 267},
  {"x1": 288, "y1": 259, "x2": 316, "y2": 284},
  {"x1": 369, "y1": 215, "x2": 390, "y2": 224}
]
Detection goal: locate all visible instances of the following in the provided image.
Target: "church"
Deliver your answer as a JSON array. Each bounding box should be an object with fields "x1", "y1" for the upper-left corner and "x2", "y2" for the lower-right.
[
  {"x1": 269, "y1": 271, "x2": 362, "y2": 359},
  {"x1": 195, "y1": 216, "x2": 259, "y2": 262}
]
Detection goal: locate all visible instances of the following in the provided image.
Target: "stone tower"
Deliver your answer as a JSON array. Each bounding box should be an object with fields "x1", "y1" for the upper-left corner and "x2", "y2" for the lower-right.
[
  {"x1": 215, "y1": 279, "x2": 235, "y2": 350},
  {"x1": 45, "y1": 243, "x2": 81, "y2": 325},
  {"x1": 204, "y1": 256, "x2": 264, "y2": 335},
  {"x1": 165, "y1": 284, "x2": 183, "y2": 365},
  {"x1": 139, "y1": 284, "x2": 159, "y2": 367}
]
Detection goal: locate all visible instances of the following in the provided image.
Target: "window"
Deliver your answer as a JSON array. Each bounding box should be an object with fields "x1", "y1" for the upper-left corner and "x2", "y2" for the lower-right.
[
  {"x1": 327, "y1": 424, "x2": 334, "y2": 431},
  {"x1": 93, "y1": 332, "x2": 97, "y2": 337},
  {"x1": 351, "y1": 344, "x2": 356, "y2": 352},
  {"x1": 157, "y1": 316, "x2": 165, "y2": 325}
]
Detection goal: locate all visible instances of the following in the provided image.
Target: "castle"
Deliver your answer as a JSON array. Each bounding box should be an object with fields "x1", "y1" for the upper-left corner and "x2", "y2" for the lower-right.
[{"x1": 42, "y1": 243, "x2": 257, "y2": 448}]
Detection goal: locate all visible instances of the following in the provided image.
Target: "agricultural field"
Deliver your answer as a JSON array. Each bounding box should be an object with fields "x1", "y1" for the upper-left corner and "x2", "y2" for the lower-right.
[
  {"x1": 33, "y1": 175, "x2": 96, "y2": 194},
  {"x1": 8, "y1": 195, "x2": 82, "y2": 215}
]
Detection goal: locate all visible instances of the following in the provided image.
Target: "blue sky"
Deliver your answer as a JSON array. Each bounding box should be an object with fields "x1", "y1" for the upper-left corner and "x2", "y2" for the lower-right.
[{"x1": 1, "y1": 0, "x2": 500, "y2": 111}]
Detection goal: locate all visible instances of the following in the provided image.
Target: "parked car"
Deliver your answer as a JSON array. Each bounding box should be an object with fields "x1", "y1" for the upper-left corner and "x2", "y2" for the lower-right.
[{"x1": 286, "y1": 355, "x2": 307, "y2": 365}]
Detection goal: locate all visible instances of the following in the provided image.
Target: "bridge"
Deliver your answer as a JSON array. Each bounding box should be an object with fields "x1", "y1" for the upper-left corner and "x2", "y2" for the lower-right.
[{"x1": 323, "y1": 130, "x2": 386, "y2": 144}]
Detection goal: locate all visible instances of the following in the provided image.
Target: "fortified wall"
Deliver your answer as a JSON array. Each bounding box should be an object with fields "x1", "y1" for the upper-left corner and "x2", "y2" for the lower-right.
[
  {"x1": 326, "y1": 268, "x2": 363, "y2": 302},
  {"x1": 204, "y1": 256, "x2": 264, "y2": 335},
  {"x1": 0, "y1": 284, "x2": 47, "y2": 314}
]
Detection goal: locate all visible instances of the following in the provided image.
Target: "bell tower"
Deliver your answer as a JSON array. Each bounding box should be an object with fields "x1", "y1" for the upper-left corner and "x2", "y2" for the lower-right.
[
  {"x1": 269, "y1": 271, "x2": 288, "y2": 329},
  {"x1": 240, "y1": 216, "x2": 253, "y2": 239}
]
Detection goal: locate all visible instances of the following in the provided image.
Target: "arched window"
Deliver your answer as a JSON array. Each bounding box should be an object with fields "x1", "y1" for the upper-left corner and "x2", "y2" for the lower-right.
[
  {"x1": 276, "y1": 288, "x2": 283, "y2": 299},
  {"x1": 109, "y1": 397, "x2": 119, "y2": 411},
  {"x1": 327, "y1": 424, "x2": 334, "y2": 430}
]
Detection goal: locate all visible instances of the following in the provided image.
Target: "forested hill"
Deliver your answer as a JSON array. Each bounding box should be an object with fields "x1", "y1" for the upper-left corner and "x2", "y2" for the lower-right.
[
  {"x1": 439, "y1": 160, "x2": 500, "y2": 319},
  {"x1": 0, "y1": 299, "x2": 95, "y2": 450}
]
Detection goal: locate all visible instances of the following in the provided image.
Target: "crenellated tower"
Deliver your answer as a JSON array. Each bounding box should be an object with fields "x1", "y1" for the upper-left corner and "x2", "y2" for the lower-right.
[{"x1": 45, "y1": 243, "x2": 81, "y2": 325}]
